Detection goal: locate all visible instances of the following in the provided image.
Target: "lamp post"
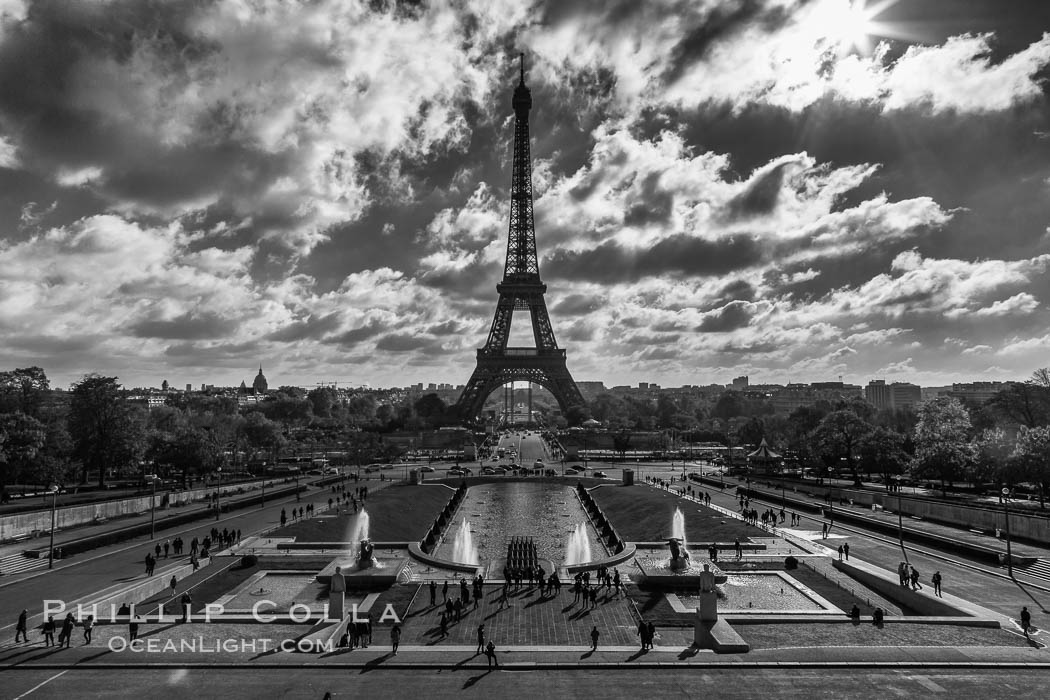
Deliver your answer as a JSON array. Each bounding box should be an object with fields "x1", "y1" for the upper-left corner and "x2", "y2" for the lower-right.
[
  {"x1": 894, "y1": 476, "x2": 907, "y2": 562},
  {"x1": 296, "y1": 469, "x2": 301, "y2": 502},
  {"x1": 215, "y1": 467, "x2": 222, "y2": 520},
  {"x1": 150, "y1": 477, "x2": 157, "y2": 539},
  {"x1": 47, "y1": 484, "x2": 59, "y2": 570},
  {"x1": 1002, "y1": 487, "x2": 1014, "y2": 578}
]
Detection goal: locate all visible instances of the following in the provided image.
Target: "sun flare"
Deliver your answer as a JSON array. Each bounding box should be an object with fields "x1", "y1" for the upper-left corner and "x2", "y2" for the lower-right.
[{"x1": 811, "y1": 0, "x2": 900, "y2": 56}]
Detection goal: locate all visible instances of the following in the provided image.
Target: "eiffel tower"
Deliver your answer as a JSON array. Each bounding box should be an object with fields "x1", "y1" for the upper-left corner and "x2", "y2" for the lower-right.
[{"x1": 455, "y1": 55, "x2": 585, "y2": 421}]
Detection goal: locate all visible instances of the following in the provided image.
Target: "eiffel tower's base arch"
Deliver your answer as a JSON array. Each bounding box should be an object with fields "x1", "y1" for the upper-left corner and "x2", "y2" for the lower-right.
[{"x1": 454, "y1": 351, "x2": 585, "y2": 422}]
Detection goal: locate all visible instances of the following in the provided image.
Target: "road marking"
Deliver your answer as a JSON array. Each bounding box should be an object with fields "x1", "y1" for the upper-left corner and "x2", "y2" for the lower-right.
[
  {"x1": 12, "y1": 669, "x2": 68, "y2": 699},
  {"x1": 910, "y1": 675, "x2": 946, "y2": 693}
]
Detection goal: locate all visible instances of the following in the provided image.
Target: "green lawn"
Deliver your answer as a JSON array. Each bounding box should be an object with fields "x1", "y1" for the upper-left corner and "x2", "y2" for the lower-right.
[
  {"x1": 589, "y1": 484, "x2": 766, "y2": 542},
  {"x1": 276, "y1": 483, "x2": 456, "y2": 542}
]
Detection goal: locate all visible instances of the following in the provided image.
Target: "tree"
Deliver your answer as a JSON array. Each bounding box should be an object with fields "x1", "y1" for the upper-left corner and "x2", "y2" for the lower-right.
[
  {"x1": 736, "y1": 417, "x2": 765, "y2": 448},
  {"x1": 612, "y1": 429, "x2": 632, "y2": 460},
  {"x1": 1012, "y1": 425, "x2": 1050, "y2": 508},
  {"x1": 971, "y1": 427, "x2": 1013, "y2": 491},
  {"x1": 0, "y1": 412, "x2": 46, "y2": 487},
  {"x1": 988, "y1": 380, "x2": 1050, "y2": 429},
  {"x1": 911, "y1": 396, "x2": 975, "y2": 497},
  {"x1": 68, "y1": 375, "x2": 144, "y2": 486},
  {"x1": 856, "y1": 426, "x2": 908, "y2": 485},
  {"x1": 0, "y1": 367, "x2": 51, "y2": 417},
  {"x1": 811, "y1": 410, "x2": 871, "y2": 485}
]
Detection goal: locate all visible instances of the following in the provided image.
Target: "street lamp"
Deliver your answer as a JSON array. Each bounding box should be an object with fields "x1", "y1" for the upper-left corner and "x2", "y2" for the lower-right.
[
  {"x1": 1002, "y1": 487, "x2": 1014, "y2": 578},
  {"x1": 295, "y1": 468, "x2": 301, "y2": 502},
  {"x1": 894, "y1": 476, "x2": 907, "y2": 562},
  {"x1": 47, "y1": 484, "x2": 59, "y2": 570},
  {"x1": 215, "y1": 467, "x2": 222, "y2": 520},
  {"x1": 150, "y1": 477, "x2": 157, "y2": 539}
]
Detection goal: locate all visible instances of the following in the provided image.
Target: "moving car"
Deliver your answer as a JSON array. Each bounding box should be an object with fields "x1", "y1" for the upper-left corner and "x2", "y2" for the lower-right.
[
  {"x1": 418, "y1": 465, "x2": 435, "y2": 473},
  {"x1": 593, "y1": 471, "x2": 607, "y2": 478}
]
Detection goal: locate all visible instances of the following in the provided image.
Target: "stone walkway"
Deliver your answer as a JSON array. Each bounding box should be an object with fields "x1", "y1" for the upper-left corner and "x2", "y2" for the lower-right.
[{"x1": 402, "y1": 584, "x2": 640, "y2": 647}]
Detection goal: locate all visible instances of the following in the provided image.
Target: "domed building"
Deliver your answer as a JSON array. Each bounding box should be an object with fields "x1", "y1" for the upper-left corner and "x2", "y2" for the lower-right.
[{"x1": 252, "y1": 366, "x2": 268, "y2": 394}]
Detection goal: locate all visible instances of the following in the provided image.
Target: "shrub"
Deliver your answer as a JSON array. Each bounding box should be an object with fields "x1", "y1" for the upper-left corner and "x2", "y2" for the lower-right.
[{"x1": 240, "y1": 554, "x2": 258, "y2": 568}]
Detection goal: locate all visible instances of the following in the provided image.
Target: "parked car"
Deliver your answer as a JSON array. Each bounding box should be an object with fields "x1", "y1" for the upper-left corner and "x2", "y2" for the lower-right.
[
  {"x1": 363, "y1": 463, "x2": 383, "y2": 473},
  {"x1": 593, "y1": 471, "x2": 607, "y2": 478},
  {"x1": 419, "y1": 465, "x2": 435, "y2": 473},
  {"x1": 481, "y1": 467, "x2": 496, "y2": 475}
]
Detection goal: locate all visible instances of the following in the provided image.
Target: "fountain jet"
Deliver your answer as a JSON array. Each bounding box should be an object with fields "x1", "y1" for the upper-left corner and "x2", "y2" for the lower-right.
[
  {"x1": 347, "y1": 509, "x2": 370, "y2": 545},
  {"x1": 564, "y1": 523, "x2": 592, "y2": 566},
  {"x1": 452, "y1": 518, "x2": 480, "y2": 565}
]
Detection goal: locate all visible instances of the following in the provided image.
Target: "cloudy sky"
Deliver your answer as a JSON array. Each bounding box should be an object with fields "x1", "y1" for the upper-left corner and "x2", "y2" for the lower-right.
[{"x1": 1, "y1": 0, "x2": 1049, "y2": 391}]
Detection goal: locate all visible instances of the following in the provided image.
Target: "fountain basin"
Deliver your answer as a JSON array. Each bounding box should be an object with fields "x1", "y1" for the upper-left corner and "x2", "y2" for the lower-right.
[
  {"x1": 316, "y1": 556, "x2": 408, "y2": 587},
  {"x1": 635, "y1": 555, "x2": 728, "y2": 586}
]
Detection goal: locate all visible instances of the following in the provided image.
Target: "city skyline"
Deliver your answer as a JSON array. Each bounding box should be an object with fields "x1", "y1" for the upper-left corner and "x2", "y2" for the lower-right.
[{"x1": 2, "y1": 1, "x2": 1050, "y2": 391}]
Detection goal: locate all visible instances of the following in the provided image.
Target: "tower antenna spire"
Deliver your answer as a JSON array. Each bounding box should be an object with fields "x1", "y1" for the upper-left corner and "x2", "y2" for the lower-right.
[{"x1": 519, "y1": 52, "x2": 525, "y2": 84}]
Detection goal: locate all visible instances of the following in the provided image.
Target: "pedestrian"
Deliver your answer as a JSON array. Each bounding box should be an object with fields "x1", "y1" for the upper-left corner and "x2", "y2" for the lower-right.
[
  {"x1": 180, "y1": 592, "x2": 193, "y2": 623},
  {"x1": 821, "y1": 523, "x2": 828, "y2": 539},
  {"x1": 155, "y1": 543, "x2": 161, "y2": 559},
  {"x1": 169, "y1": 574, "x2": 178, "y2": 597},
  {"x1": 60, "y1": 613, "x2": 75, "y2": 648},
  {"x1": 872, "y1": 607, "x2": 884, "y2": 626},
  {"x1": 485, "y1": 640, "x2": 498, "y2": 669},
  {"x1": 1021, "y1": 606, "x2": 1032, "y2": 639},
  {"x1": 15, "y1": 609, "x2": 28, "y2": 643},
  {"x1": 637, "y1": 619, "x2": 647, "y2": 650},
  {"x1": 191, "y1": 552, "x2": 199, "y2": 571},
  {"x1": 646, "y1": 620, "x2": 656, "y2": 649},
  {"x1": 164, "y1": 539, "x2": 170, "y2": 558},
  {"x1": 476, "y1": 623, "x2": 485, "y2": 655},
  {"x1": 129, "y1": 613, "x2": 139, "y2": 642},
  {"x1": 144, "y1": 552, "x2": 152, "y2": 575},
  {"x1": 391, "y1": 623, "x2": 401, "y2": 654},
  {"x1": 590, "y1": 625, "x2": 599, "y2": 651},
  {"x1": 735, "y1": 539, "x2": 742, "y2": 559},
  {"x1": 82, "y1": 615, "x2": 94, "y2": 644},
  {"x1": 429, "y1": 580, "x2": 437, "y2": 606},
  {"x1": 439, "y1": 612, "x2": 448, "y2": 637},
  {"x1": 910, "y1": 566, "x2": 921, "y2": 590},
  {"x1": 837, "y1": 545, "x2": 844, "y2": 561},
  {"x1": 442, "y1": 579, "x2": 449, "y2": 602},
  {"x1": 843, "y1": 542, "x2": 850, "y2": 560},
  {"x1": 932, "y1": 571, "x2": 942, "y2": 597},
  {"x1": 280, "y1": 509, "x2": 287, "y2": 527},
  {"x1": 42, "y1": 615, "x2": 55, "y2": 646}
]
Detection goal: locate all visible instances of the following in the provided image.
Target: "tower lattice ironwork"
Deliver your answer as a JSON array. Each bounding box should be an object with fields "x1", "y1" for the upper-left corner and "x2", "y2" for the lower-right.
[{"x1": 455, "y1": 55, "x2": 585, "y2": 421}]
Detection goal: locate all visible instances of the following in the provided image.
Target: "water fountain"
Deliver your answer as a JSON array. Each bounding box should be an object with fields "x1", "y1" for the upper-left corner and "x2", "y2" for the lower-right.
[
  {"x1": 669, "y1": 507, "x2": 689, "y2": 570},
  {"x1": 564, "y1": 523, "x2": 592, "y2": 566},
  {"x1": 347, "y1": 509, "x2": 370, "y2": 545},
  {"x1": 451, "y1": 518, "x2": 480, "y2": 565},
  {"x1": 634, "y1": 506, "x2": 727, "y2": 585}
]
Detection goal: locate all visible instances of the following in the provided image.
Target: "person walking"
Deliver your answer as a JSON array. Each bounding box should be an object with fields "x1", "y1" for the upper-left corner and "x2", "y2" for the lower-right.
[
  {"x1": 910, "y1": 566, "x2": 922, "y2": 590},
  {"x1": 15, "y1": 609, "x2": 28, "y2": 643},
  {"x1": 442, "y1": 579, "x2": 449, "y2": 602},
  {"x1": 60, "y1": 613, "x2": 75, "y2": 648},
  {"x1": 485, "y1": 640, "x2": 498, "y2": 669},
  {"x1": 390, "y1": 623, "x2": 401, "y2": 655},
  {"x1": 1021, "y1": 606, "x2": 1032, "y2": 639},
  {"x1": 82, "y1": 615, "x2": 94, "y2": 644},
  {"x1": 429, "y1": 580, "x2": 437, "y2": 607},
  {"x1": 42, "y1": 615, "x2": 55, "y2": 646},
  {"x1": 932, "y1": 571, "x2": 942, "y2": 597},
  {"x1": 837, "y1": 545, "x2": 844, "y2": 561},
  {"x1": 180, "y1": 592, "x2": 193, "y2": 623},
  {"x1": 637, "y1": 619, "x2": 647, "y2": 650},
  {"x1": 590, "y1": 625, "x2": 599, "y2": 651},
  {"x1": 646, "y1": 621, "x2": 656, "y2": 649},
  {"x1": 170, "y1": 574, "x2": 178, "y2": 597},
  {"x1": 475, "y1": 623, "x2": 486, "y2": 655},
  {"x1": 843, "y1": 543, "x2": 850, "y2": 560}
]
